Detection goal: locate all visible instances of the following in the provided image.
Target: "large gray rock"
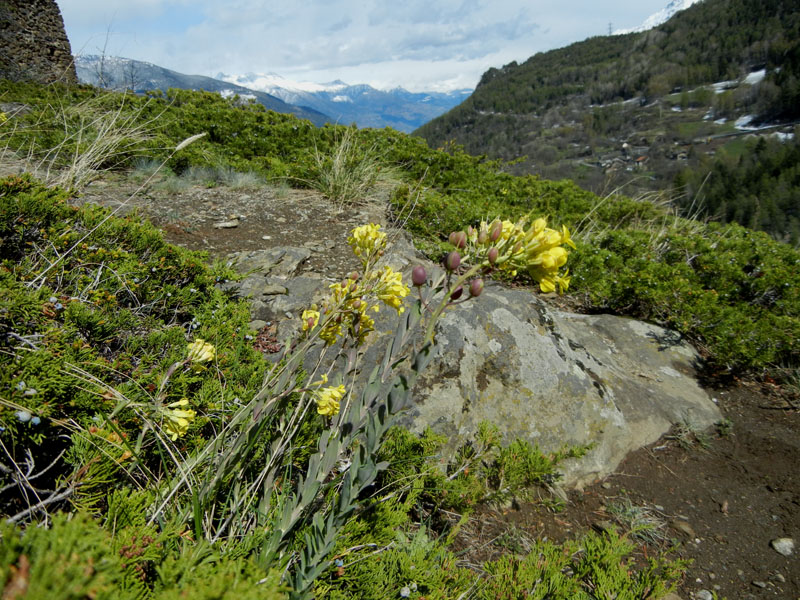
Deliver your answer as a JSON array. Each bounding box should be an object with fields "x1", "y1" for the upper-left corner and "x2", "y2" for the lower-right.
[
  {"x1": 226, "y1": 237, "x2": 722, "y2": 490},
  {"x1": 400, "y1": 284, "x2": 721, "y2": 488}
]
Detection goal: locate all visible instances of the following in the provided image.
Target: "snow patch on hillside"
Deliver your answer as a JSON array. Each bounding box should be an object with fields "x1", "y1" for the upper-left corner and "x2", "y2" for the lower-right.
[{"x1": 614, "y1": 0, "x2": 703, "y2": 34}]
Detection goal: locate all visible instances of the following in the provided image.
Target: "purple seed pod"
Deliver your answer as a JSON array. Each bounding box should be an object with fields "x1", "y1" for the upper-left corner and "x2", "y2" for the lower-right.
[
  {"x1": 469, "y1": 279, "x2": 484, "y2": 297},
  {"x1": 490, "y1": 221, "x2": 503, "y2": 242},
  {"x1": 487, "y1": 247, "x2": 499, "y2": 265},
  {"x1": 411, "y1": 265, "x2": 427, "y2": 287},
  {"x1": 454, "y1": 231, "x2": 467, "y2": 249},
  {"x1": 445, "y1": 251, "x2": 461, "y2": 271},
  {"x1": 450, "y1": 285, "x2": 463, "y2": 300}
]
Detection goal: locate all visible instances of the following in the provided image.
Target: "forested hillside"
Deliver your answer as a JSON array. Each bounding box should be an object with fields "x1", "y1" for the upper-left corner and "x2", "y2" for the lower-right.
[{"x1": 416, "y1": 0, "x2": 800, "y2": 242}]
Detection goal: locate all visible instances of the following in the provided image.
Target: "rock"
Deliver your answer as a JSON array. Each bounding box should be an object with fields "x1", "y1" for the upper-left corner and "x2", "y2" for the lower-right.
[
  {"x1": 770, "y1": 572, "x2": 786, "y2": 583},
  {"x1": 751, "y1": 581, "x2": 767, "y2": 588},
  {"x1": 228, "y1": 247, "x2": 311, "y2": 278},
  {"x1": 248, "y1": 320, "x2": 268, "y2": 331},
  {"x1": 670, "y1": 519, "x2": 697, "y2": 538},
  {"x1": 390, "y1": 282, "x2": 721, "y2": 488},
  {"x1": 592, "y1": 520, "x2": 616, "y2": 534},
  {"x1": 228, "y1": 237, "x2": 722, "y2": 489},
  {"x1": 770, "y1": 537, "x2": 795, "y2": 556},
  {"x1": 695, "y1": 590, "x2": 713, "y2": 600},
  {"x1": 214, "y1": 220, "x2": 239, "y2": 229},
  {"x1": 660, "y1": 594, "x2": 683, "y2": 600}
]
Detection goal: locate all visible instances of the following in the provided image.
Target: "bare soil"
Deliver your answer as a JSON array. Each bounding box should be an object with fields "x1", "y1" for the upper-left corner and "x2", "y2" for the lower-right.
[{"x1": 78, "y1": 175, "x2": 800, "y2": 600}]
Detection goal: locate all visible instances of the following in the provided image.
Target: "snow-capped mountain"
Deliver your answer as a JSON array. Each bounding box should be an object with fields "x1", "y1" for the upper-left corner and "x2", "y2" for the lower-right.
[
  {"x1": 74, "y1": 55, "x2": 329, "y2": 126},
  {"x1": 614, "y1": 0, "x2": 704, "y2": 34},
  {"x1": 217, "y1": 72, "x2": 472, "y2": 133}
]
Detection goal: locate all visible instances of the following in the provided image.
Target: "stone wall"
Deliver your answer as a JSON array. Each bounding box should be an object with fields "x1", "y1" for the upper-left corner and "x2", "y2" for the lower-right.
[{"x1": 0, "y1": 0, "x2": 77, "y2": 83}]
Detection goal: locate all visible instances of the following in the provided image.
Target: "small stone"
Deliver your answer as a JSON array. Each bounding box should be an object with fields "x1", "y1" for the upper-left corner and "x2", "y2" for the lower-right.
[
  {"x1": 248, "y1": 320, "x2": 268, "y2": 331},
  {"x1": 601, "y1": 481, "x2": 612, "y2": 489},
  {"x1": 593, "y1": 520, "x2": 616, "y2": 534},
  {"x1": 752, "y1": 581, "x2": 767, "y2": 588},
  {"x1": 771, "y1": 572, "x2": 786, "y2": 583},
  {"x1": 276, "y1": 217, "x2": 287, "y2": 223},
  {"x1": 214, "y1": 220, "x2": 239, "y2": 229},
  {"x1": 261, "y1": 235, "x2": 272, "y2": 240},
  {"x1": 670, "y1": 519, "x2": 696, "y2": 538},
  {"x1": 695, "y1": 590, "x2": 713, "y2": 600},
  {"x1": 770, "y1": 537, "x2": 795, "y2": 556}
]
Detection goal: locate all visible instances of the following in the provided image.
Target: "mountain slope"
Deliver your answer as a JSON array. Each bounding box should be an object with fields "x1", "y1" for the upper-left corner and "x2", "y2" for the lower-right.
[
  {"x1": 416, "y1": 0, "x2": 800, "y2": 187},
  {"x1": 75, "y1": 55, "x2": 329, "y2": 126},
  {"x1": 217, "y1": 72, "x2": 472, "y2": 133}
]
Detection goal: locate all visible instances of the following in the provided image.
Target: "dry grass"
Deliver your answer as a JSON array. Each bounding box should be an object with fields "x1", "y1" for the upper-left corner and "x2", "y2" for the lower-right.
[{"x1": 309, "y1": 126, "x2": 383, "y2": 210}]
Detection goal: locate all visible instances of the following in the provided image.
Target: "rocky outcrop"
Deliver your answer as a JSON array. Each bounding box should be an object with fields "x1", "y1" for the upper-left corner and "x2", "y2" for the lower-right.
[
  {"x1": 226, "y1": 232, "x2": 721, "y2": 489},
  {"x1": 0, "y1": 0, "x2": 77, "y2": 84}
]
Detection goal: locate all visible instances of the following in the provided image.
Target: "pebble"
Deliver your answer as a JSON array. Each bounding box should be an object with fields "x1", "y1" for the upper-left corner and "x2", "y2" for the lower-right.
[
  {"x1": 261, "y1": 235, "x2": 272, "y2": 240},
  {"x1": 771, "y1": 572, "x2": 786, "y2": 583},
  {"x1": 695, "y1": 590, "x2": 713, "y2": 600},
  {"x1": 752, "y1": 581, "x2": 767, "y2": 588},
  {"x1": 670, "y1": 519, "x2": 696, "y2": 538},
  {"x1": 601, "y1": 482, "x2": 612, "y2": 489},
  {"x1": 770, "y1": 537, "x2": 795, "y2": 556},
  {"x1": 214, "y1": 220, "x2": 239, "y2": 229}
]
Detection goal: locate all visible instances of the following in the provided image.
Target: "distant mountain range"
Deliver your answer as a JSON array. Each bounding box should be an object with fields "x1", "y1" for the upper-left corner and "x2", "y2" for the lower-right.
[
  {"x1": 74, "y1": 55, "x2": 329, "y2": 126},
  {"x1": 74, "y1": 55, "x2": 471, "y2": 132},
  {"x1": 217, "y1": 72, "x2": 471, "y2": 132}
]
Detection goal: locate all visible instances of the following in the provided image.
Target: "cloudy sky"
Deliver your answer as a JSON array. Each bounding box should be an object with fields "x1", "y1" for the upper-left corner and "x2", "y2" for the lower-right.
[{"x1": 57, "y1": 0, "x2": 673, "y2": 92}]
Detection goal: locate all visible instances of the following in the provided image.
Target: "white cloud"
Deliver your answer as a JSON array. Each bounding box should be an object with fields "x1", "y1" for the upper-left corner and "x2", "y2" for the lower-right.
[{"x1": 57, "y1": 0, "x2": 676, "y2": 91}]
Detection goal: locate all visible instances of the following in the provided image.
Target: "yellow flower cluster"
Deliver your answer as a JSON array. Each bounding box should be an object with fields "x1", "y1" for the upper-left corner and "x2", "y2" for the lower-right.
[
  {"x1": 161, "y1": 398, "x2": 196, "y2": 441},
  {"x1": 347, "y1": 223, "x2": 386, "y2": 265},
  {"x1": 300, "y1": 224, "x2": 410, "y2": 345},
  {"x1": 314, "y1": 383, "x2": 345, "y2": 416},
  {"x1": 372, "y1": 266, "x2": 409, "y2": 314},
  {"x1": 465, "y1": 217, "x2": 576, "y2": 293},
  {"x1": 187, "y1": 339, "x2": 216, "y2": 363}
]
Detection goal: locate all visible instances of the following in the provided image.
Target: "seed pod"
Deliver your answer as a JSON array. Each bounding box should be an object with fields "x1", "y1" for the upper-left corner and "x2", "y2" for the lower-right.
[
  {"x1": 445, "y1": 251, "x2": 461, "y2": 271},
  {"x1": 469, "y1": 278, "x2": 485, "y2": 297},
  {"x1": 450, "y1": 285, "x2": 463, "y2": 300},
  {"x1": 454, "y1": 231, "x2": 467, "y2": 249},
  {"x1": 478, "y1": 230, "x2": 488, "y2": 245},
  {"x1": 411, "y1": 265, "x2": 427, "y2": 287},
  {"x1": 349, "y1": 271, "x2": 359, "y2": 281},
  {"x1": 490, "y1": 221, "x2": 503, "y2": 242},
  {"x1": 448, "y1": 231, "x2": 459, "y2": 246},
  {"x1": 487, "y1": 247, "x2": 499, "y2": 265}
]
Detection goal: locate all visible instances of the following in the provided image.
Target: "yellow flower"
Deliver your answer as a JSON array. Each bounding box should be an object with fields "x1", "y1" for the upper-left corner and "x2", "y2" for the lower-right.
[
  {"x1": 162, "y1": 398, "x2": 196, "y2": 441},
  {"x1": 187, "y1": 339, "x2": 216, "y2": 363},
  {"x1": 301, "y1": 308, "x2": 320, "y2": 331},
  {"x1": 560, "y1": 225, "x2": 576, "y2": 249},
  {"x1": 374, "y1": 266, "x2": 409, "y2": 313},
  {"x1": 347, "y1": 224, "x2": 386, "y2": 261},
  {"x1": 314, "y1": 384, "x2": 345, "y2": 416}
]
